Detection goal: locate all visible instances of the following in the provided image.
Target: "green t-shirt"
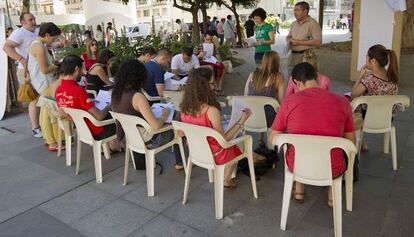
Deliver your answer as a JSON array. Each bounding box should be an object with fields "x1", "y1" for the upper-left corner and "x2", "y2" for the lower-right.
[{"x1": 255, "y1": 23, "x2": 273, "y2": 53}]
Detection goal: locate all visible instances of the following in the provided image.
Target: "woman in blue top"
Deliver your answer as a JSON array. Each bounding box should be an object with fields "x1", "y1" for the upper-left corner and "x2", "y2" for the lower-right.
[{"x1": 251, "y1": 8, "x2": 275, "y2": 65}]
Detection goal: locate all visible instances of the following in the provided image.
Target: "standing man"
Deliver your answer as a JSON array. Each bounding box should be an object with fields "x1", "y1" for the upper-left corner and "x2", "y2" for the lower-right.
[
  {"x1": 244, "y1": 15, "x2": 255, "y2": 39},
  {"x1": 209, "y1": 16, "x2": 218, "y2": 36},
  {"x1": 224, "y1": 15, "x2": 236, "y2": 48},
  {"x1": 269, "y1": 63, "x2": 355, "y2": 207},
  {"x1": 3, "y1": 12, "x2": 42, "y2": 138},
  {"x1": 217, "y1": 18, "x2": 225, "y2": 45},
  {"x1": 176, "y1": 19, "x2": 190, "y2": 43},
  {"x1": 286, "y1": 1, "x2": 322, "y2": 74}
]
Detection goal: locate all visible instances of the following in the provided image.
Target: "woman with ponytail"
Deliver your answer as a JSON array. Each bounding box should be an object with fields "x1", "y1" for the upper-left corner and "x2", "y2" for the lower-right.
[
  {"x1": 351, "y1": 44, "x2": 399, "y2": 151},
  {"x1": 352, "y1": 44, "x2": 399, "y2": 99}
]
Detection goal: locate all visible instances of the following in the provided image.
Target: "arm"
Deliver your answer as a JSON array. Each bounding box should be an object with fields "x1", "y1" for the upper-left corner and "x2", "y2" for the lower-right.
[
  {"x1": 132, "y1": 92, "x2": 168, "y2": 130},
  {"x1": 265, "y1": 31, "x2": 275, "y2": 45},
  {"x1": 351, "y1": 70, "x2": 368, "y2": 99},
  {"x1": 156, "y1": 84, "x2": 165, "y2": 96},
  {"x1": 93, "y1": 66, "x2": 113, "y2": 86},
  {"x1": 3, "y1": 40, "x2": 27, "y2": 68},
  {"x1": 30, "y1": 43, "x2": 59, "y2": 75},
  {"x1": 244, "y1": 73, "x2": 253, "y2": 95},
  {"x1": 208, "y1": 106, "x2": 251, "y2": 141},
  {"x1": 87, "y1": 105, "x2": 110, "y2": 121},
  {"x1": 268, "y1": 129, "x2": 283, "y2": 147},
  {"x1": 276, "y1": 74, "x2": 285, "y2": 103}
]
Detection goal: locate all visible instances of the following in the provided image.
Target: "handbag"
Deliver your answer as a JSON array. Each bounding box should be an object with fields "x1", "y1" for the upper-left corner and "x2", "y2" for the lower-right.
[{"x1": 17, "y1": 76, "x2": 38, "y2": 102}]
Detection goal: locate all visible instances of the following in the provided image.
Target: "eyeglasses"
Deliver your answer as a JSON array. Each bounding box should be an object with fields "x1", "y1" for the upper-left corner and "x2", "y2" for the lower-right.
[{"x1": 91, "y1": 44, "x2": 97, "y2": 46}]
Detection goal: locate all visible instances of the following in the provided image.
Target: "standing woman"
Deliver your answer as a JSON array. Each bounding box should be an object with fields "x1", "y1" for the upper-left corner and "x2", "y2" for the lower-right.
[
  {"x1": 85, "y1": 49, "x2": 114, "y2": 93},
  {"x1": 81, "y1": 39, "x2": 99, "y2": 71},
  {"x1": 251, "y1": 8, "x2": 274, "y2": 65},
  {"x1": 180, "y1": 67, "x2": 252, "y2": 188},
  {"x1": 28, "y1": 22, "x2": 61, "y2": 151},
  {"x1": 95, "y1": 25, "x2": 104, "y2": 46}
]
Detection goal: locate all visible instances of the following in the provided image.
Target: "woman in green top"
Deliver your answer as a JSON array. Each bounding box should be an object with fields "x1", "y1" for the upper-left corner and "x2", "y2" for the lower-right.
[{"x1": 251, "y1": 8, "x2": 275, "y2": 65}]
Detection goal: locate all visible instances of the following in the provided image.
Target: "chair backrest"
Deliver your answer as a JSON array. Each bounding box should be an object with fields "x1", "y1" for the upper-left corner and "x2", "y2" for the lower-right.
[
  {"x1": 351, "y1": 95, "x2": 410, "y2": 131},
  {"x1": 141, "y1": 89, "x2": 163, "y2": 102},
  {"x1": 38, "y1": 96, "x2": 60, "y2": 118},
  {"x1": 272, "y1": 134, "x2": 356, "y2": 185},
  {"x1": 109, "y1": 111, "x2": 151, "y2": 152},
  {"x1": 163, "y1": 91, "x2": 184, "y2": 111},
  {"x1": 173, "y1": 121, "x2": 225, "y2": 169},
  {"x1": 61, "y1": 107, "x2": 96, "y2": 144},
  {"x1": 228, "y1": 96, "x2": 280, "y2": 132}
]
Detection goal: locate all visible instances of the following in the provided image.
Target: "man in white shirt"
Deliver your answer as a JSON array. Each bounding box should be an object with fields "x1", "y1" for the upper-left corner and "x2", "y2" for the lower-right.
[
  {"x1": 175, "y1": 19, "x2": 190, "y2": 43},
  {"x1": 171, "y1": 47, "x2": 200, "y2": 78},
  {"x1": 3, "y1": 12, "x2": 42, "y2": 138}
]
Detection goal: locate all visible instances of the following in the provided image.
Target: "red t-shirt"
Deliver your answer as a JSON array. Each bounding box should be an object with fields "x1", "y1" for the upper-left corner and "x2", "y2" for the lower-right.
[
  {"x1": 81, "y1": 53, "x2": 97, "y2": 71},
  {"x1": 55, "y1": 79, "x2": 103, "y2": 136},
  {"x1": 271, "y1": 88, "x2": 354, "y2": 177}
]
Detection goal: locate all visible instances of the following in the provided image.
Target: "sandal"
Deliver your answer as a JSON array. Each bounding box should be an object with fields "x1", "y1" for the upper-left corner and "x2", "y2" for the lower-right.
[
  {"x1": 293, "y1": 189, "x2": 305, "y2": 203},
  {"x1": 174, "y1": 164, "x2": 184, "y2": 171},
  {"x1": 224, "y1": 179, "x2": 237, "y2": 189},
  {"x1": 48, "y1": 144, "x2": 63, "y2": 152}
]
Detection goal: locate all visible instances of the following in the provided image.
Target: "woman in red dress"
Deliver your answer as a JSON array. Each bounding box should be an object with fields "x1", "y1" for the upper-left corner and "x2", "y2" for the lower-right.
[
  {"x1": 180, "y1": 67, "x2": 252, "y2": 188},
  {"x1": 81, "y1": 39, "x2": 99, "y2": 71}
]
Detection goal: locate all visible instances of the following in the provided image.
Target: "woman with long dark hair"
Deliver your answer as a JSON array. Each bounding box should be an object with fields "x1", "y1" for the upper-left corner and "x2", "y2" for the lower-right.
[
  {"x1": 180, "y1": 67, "x2": 252, "y2": 187},
  {"x1": 111, "y1": 59, "x2": 184, "y2": 170}
]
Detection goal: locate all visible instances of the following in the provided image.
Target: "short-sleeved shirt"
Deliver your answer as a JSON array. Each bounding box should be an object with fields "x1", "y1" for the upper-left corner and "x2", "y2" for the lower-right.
[
  {"x1": 144, "y1": 59, "x2": 165, "y2": 97},
  {"x1": 271, "y1": 88, "x2": 354, "y2": 177},
  {"x1": 171, "y1": 54, "x2": 200, "y2": 76},
  {"x1": 360, "y1": 73, "x2": 398, "y2": 96},
  {"x1": 55, "y1": 79, "x2": 103, "y2": 136},
  {"x1": 7, "y1": 27, "x2": 39, "y2": 68},
  {"x1": 255, "y1": 23, "x2": 273, "y2": 53},
  {"x1": 288, "y1": 16, "x2": 322, "y2": 51}
]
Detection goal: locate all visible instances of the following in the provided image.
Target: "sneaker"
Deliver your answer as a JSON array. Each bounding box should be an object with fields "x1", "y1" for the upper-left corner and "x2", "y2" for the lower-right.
[{"x1": 32, "y1": 127, "x2": 43, "y2": 138}]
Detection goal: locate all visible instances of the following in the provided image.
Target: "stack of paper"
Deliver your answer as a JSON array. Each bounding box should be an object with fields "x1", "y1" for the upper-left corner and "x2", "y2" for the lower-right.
[
  {"x1": 151, "y1": 102, "x2": 175, "y2": 123},
  {"x1": 164, "y1": 72, "x2": 175, "y2": 80},
  {"x1": 94, "y1": 90, "x2": 112, "y2": 111},
  {"x1": 170, "y1": 76, "x2": 188, "y2": 85}
]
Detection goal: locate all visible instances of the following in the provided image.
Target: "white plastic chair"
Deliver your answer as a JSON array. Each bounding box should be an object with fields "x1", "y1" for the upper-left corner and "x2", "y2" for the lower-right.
[
  {"x1": 62, "y1": 107, "x2": 117, "y2": 183},
  {"x1": 172, "y1": 121, "x2": 258, "y2": 219},
  {"x1": 227, "y1": 96, "x2": 279, "y2": 147},
  {"x1": 141, "y1": 89, "x2": 163, "y2": 102},
  {"x1": 351, "y1": 95, "x2": 410, "y2": 170},
  {"x1": 110, "y1": 112, "x2": 186, "y2": 196},
  {"x1": 39, "y1": 96, "x2": 73, "y2": 166},
  {"x1": 163, "y1": 91, "x2": 184, "y2": 111},
  {"x1": 272, "y1": 134, "x2": 357, "y2": 237}
]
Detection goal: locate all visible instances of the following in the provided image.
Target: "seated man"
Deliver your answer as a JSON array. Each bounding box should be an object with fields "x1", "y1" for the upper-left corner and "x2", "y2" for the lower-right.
[
  {"x1": 269, "y1": 62, "x2": 355, "y2": 208},
  {"x1": 171, "y1": 47, "x2": 200, "y2": 79},
  {"x1": 143, "y1": 49, "x2": 172, "y2": 97},
  {"x1": 137, "y1": 47, "x2": 156, "y2": 64},
  {"x1": 55, "y1": 55, "x2": 120, "y2": 150}
]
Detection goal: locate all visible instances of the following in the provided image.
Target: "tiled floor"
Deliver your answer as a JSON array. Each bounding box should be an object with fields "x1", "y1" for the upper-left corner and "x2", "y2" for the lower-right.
[{"x1": 1, "y1": 43, "x2": 413, "y2": 237}]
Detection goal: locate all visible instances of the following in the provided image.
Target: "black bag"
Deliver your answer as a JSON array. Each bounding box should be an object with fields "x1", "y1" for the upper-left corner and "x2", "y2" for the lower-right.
[
  {"x1": 237, "y1": 142, "x2": 279, "y2": 178},
  {"x1": 132, "y1": 152, "x2": 163, "y2": 175}
]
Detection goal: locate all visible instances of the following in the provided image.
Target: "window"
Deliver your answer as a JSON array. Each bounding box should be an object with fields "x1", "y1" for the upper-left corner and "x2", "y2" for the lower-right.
[
  {"x1": 143, "y1": 10, "x2": 150, "y2": 17},
  {"x1": 137, "y1": 10, "x2": 142, "y2": 17}
]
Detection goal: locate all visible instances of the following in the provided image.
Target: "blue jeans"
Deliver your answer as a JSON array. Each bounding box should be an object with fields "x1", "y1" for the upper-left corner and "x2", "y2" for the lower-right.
[{"x1": 255, "y1": 52, "x2": 265, "y2": 65}]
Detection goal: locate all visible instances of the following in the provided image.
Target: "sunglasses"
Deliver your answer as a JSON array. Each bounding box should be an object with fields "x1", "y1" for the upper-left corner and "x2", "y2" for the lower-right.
[{"x1": 91, "y1": 44, "x2": 97, "y2": 46}]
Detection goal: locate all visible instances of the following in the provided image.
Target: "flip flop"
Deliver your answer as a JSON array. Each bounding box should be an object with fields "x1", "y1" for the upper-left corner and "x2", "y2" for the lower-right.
[{"x1": 174, "y1": 164, "x2": 184, "y2": 171}]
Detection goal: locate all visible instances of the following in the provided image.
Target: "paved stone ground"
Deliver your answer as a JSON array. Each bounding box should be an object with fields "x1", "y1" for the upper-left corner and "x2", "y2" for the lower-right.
[{"x1": 1, "y1": 30, "x2": 414, "y2": 237}]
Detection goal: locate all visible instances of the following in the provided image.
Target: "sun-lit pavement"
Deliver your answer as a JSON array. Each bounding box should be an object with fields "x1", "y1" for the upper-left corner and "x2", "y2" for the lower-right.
[{"x1": 0, "y1": 30, "x2": 413, "y2": 237}]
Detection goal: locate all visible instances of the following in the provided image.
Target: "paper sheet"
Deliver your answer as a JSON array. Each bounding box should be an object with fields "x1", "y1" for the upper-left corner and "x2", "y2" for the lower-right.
[
  {"x1": 246, "y1": 36, "x2": 257, "y2": 47},
  {"x1": 164, "y1": 72, "x2": 175, "y2": 80},
  {"x1": 164, "y1": 79, "x2": 180, "y2": 91},
  {"x1": 94, "y1": 90, "x2": 112, "y2": 111},
  {"x1": 203, "y1": 56, "x2": 218, "y2": 64},
  {"x1": 151, "y1": 102, "x2": 175, "y2": 123},
  {"x1": 203, "y1": 43, "x2": 214, "y2": 59},
  {"x1": 226, "y1": 98, "x2": 247, "y2": 138},
  {"x1": 170, "y1": 76, "x2": 188, "y2": 85}
]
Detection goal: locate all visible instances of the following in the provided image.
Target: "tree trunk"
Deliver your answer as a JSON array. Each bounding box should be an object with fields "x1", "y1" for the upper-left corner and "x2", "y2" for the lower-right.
[
  {"x1": 402, "y1": 0, "x2": 414, "y2": 48},
  {"x1": 22, "y1": 0, "x2": 31, "y2": 12},
  {"x1": 191, "y1": 9, "x2": 200, "y2": 43},
  {"x1": 319, "y1": 0, "x2": 324, "y2": 31},
  {"x1": 201, "y1": 6, "x2": 209, "y2": 34}
]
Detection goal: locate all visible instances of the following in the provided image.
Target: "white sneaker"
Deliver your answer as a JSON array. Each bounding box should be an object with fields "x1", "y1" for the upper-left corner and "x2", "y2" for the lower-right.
[{"x1": 32, "y1": 127, "x2": 43, "y2": 138}]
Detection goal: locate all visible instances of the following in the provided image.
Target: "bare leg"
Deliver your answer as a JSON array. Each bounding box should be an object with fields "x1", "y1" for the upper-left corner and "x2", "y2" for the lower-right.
[
  {"x1": 29, "y1": 98, "x2": 40, "y2": 129},
  {"x1": 224, "y1": 164, "x2": 236, "y2": 187}
]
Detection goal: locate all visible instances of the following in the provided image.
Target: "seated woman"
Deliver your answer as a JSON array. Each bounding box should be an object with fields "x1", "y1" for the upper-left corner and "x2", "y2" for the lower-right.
[
  {"x1": 194, "y1": 31, "x2": 227, "y2": 96},
  {"x1": 285, "y1": 50, "x2": 331, "y2": 97},
  {"x1": 81, "y1": 39, "x2": 99, "y2": 71},
  {"x1": 180, "y1": 67, "x2": 252, "y2": 188},
  {"x1": 85, "y1": 49, "x2": 114, "y2": 93},
  {"x1": 351, "y1": 44, "x2": 399, "y2": 151},
  {"x1": 28, "y1": 22, "x2": 61, "y2": 151},
  {"x1": 111, "y1": 59, "x2": 184, "y2": 170},
  {"x1": 244, "y1": 50, "x2": 284, "y2": 130}
]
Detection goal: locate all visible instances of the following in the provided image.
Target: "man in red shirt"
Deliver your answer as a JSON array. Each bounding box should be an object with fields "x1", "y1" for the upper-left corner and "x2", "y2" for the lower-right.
[
  {"x1": 269, "y1": 63, "x2": 355, "y2": 207},
  {"x1": 55, "y1": 55, "x2": 119, "y2": 149}
]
